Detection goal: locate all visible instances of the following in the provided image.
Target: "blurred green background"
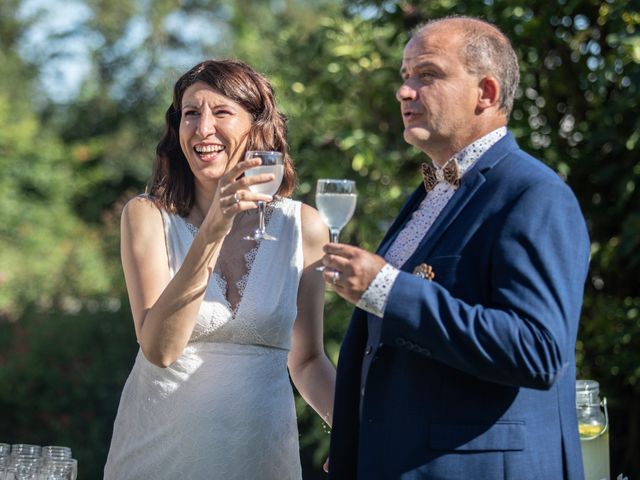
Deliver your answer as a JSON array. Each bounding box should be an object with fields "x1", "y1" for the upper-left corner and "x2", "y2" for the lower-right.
[{"x1": 0, "y1": 0, "x2": 638, "y2": 478}]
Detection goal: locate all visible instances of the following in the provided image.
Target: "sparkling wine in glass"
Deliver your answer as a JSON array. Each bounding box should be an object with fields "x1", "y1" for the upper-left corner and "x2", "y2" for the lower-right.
[
  {"x1": 315, "y1": 179, "x2": 357, "y2": 243},
  {"x1": 243, "y1": 151, "x2": 284, "y2": 241}
]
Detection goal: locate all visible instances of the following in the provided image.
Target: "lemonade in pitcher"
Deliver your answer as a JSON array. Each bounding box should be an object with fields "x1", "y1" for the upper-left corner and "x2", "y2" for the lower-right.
[{"x1": 576, "y1": 379, "x2": 610, "y2": 480}]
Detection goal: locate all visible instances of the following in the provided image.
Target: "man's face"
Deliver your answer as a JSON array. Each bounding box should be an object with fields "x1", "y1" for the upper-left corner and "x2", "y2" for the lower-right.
[{"x1": 397, "y1": 24, "x2": 482, "y2": 166}]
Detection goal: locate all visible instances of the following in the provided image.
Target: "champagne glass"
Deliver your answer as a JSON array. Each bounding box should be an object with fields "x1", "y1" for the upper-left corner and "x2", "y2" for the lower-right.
[
  {"x1": 315, "y1": 179, "x2": 357, "y2": 244},
  {"x1": 242, "y1": 151, "x2": 284, "y2": 241}
]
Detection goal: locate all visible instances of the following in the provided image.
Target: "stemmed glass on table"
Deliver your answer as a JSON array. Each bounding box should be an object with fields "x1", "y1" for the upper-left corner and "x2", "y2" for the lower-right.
[
  {"x1": 242, "y1": 151, "x2": 284, "y2": 241},
  {"x1": 315, "y1": 179, "x2": 357, "y2": 271}
]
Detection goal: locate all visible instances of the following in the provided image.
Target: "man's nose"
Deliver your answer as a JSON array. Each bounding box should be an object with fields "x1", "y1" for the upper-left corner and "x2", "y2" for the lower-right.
[
  {"x1": 196, "y1": 110, "x2": 216, "y2": 138},
  {"x1": 396, "y1": 82, "x2": 417, "y2": 102}
]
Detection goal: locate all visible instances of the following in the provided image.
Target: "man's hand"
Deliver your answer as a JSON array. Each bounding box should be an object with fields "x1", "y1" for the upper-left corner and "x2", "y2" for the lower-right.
[{"x1": 322, "y1": 243, "x2": 386, "y2": 304}]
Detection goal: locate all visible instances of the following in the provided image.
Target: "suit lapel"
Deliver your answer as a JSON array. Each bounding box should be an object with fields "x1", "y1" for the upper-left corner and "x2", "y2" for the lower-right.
[
  {"x1": 401, "y1": 133, "x2": 520, "y2": 270},
  {"x1": 402, "y1": 170, "x2": 486, "y2": 269}
]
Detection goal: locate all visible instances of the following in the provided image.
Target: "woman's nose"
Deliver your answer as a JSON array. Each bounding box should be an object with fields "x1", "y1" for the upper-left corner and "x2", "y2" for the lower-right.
[
  {"x1": 196, "y1": 110, "x2": 216, "y2": 138},
  {"x1": 396, "y1": 82, "x2": 417, "y2": 102}
]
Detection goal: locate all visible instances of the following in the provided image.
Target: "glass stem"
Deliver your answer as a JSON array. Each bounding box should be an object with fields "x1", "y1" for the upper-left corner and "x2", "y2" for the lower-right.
[
  {"x1": 330, "y1": 229, "x2": 340, "y2": 243},
  {"x1": 258, "y1": 201, "x2": 267, "y2": 233}
]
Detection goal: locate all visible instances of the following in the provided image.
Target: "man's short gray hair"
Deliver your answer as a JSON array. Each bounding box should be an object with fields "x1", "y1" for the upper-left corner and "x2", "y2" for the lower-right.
[{"x1": 412, "y1": 16, "x2": 520, "y2": 117}]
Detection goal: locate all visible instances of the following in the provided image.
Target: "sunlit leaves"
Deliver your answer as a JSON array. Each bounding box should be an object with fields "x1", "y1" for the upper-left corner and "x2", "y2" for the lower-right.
[
  {"x1": 1, "y1": 0, "x2": 639, "y2": 476},
  {"x1": 0, "y1": 91, "x2": 111, "y2": 318}
]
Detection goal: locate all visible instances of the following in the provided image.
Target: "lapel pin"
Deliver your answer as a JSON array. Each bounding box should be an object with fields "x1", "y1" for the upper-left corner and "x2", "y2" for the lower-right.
[{"x1": 413, "y1": 263, "x2": 435, "y2": 281}]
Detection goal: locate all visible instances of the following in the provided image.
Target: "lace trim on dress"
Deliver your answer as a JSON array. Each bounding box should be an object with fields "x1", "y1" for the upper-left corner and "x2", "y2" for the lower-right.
[
  {"x1": 210, "y1": 245, "x2": 258, "y2": 316},
  {"x1": 236, "y1": 247, "x2": 258, "y2": 299},
  {"x1": 183, "y1": 200, "x2": 279, "y2": 316},
  {"x1": 213, "y1": 272, "x2": 227, "y2": 299},
  {"x1": 184, "y1": 221, "x2": 199, "y2": 237}
]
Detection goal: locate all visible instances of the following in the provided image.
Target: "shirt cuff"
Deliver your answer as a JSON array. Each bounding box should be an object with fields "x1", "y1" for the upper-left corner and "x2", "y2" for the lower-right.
[{"x1": 356, "y1": 263, "x2": 401, "y2": 318}]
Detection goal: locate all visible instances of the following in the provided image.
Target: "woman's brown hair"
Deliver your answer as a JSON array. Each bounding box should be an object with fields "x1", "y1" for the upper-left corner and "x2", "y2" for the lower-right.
[{"x1": 148, "y1": 59, "x2": 296, "y2": 216}]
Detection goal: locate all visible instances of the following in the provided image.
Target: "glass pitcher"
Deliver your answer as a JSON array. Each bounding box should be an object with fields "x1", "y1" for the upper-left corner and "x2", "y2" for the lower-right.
[{"x1": 576, "y1": 379, "x2": 610, "y2": 480}]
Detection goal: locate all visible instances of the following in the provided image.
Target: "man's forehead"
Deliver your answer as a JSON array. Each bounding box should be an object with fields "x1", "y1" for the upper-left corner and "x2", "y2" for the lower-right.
[
  {"x1": 401, "y1": 43, "x2": 441, "y2": 69},
  {"x1": 401, "y1": 27, "x2": 460, "y2": 68}
]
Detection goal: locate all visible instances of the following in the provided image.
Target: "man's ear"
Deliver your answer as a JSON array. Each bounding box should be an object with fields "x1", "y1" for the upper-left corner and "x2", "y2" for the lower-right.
[{"x1": 476, "y1": 76, "x2": 501, "y2": 114}]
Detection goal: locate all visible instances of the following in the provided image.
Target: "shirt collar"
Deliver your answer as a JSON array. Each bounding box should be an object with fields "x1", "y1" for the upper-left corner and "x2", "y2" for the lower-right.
[{"x1": 445, "y1": 126, "x2": 507, "y2": 177}]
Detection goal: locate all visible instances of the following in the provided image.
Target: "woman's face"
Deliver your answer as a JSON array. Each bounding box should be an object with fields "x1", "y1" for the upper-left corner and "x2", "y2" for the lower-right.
[{"x1": 179, "y1": 81, "x2": 253, "y2": 185}]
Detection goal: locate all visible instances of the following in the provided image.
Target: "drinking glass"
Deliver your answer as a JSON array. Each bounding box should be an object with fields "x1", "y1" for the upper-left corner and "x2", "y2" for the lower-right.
[
  {"x1": 315, "y1": 179, "x2": 357, "y2": 243},
  {"x1": 242, "y1": 151, "x2": 284, "y2": 241},
  {"x1": 39, "y1": 458, "x2": 77, "y2": 480},
  {"x1": 10, "y1": 445, "x2": 40, "y2": 457},
  {"x1": 315, "y1": 179, "x2": 357, "y2": 274},
  {"x1": 10, "y1": 455, "x2": 41, "y2": 480},
  {"x1": 0, "y1": 447, "x2": 10, "y2": 480},
  {"x1": 41, "y1": 446, "x2": 72, "y2": 460}
]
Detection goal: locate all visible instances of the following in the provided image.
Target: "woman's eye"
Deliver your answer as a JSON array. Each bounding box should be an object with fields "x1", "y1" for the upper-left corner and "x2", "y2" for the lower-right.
[
  {"x1": 183, "y1": 110, "x2": 199, "y2": 117},
  {"x1": 214, "y1": 110, "x2": 232, "y2": 117}
]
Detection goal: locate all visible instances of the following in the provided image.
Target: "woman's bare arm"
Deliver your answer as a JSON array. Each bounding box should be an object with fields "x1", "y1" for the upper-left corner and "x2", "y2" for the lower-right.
[{"x1": 288, "y1": 203, "x2": 336, "y2": 426}]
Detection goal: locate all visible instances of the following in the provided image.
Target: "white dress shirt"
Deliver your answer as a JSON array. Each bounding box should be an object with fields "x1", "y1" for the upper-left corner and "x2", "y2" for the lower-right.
[{"x1": 356, "y1": 127, "x2": 507, "y2": 317}]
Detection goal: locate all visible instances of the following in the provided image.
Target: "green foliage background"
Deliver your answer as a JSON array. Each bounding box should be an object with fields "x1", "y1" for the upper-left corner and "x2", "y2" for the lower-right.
[{"x1": 0, "y1": 0, "x2": 638, "y2": 478}]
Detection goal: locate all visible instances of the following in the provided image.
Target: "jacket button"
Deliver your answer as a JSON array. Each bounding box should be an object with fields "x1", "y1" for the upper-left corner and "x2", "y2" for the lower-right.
[{"x1": 364, "y1": 345, "x2": 373, "y2": 355}]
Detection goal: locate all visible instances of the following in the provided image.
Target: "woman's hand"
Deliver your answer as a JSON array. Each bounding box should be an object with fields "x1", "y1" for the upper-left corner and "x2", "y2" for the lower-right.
[{"x1": 203, "y1": 156, "x2": 275, "y2": 237}]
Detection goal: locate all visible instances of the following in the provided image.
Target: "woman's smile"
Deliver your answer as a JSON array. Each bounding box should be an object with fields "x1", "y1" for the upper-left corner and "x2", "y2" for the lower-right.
[{"x1": 193, "y1": 142, "x2": 225, "y2": 162}]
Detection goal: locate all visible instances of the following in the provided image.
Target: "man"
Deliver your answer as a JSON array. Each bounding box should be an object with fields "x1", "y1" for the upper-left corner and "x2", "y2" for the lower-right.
[{"x1": 322, "y1": 16, "x2": 590, "y2": 480}]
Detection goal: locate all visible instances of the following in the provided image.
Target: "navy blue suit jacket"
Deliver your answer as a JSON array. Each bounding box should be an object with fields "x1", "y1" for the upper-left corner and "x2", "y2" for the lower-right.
[{"x1": 328, "y1": 133, "x2": 590, "y2": 479}]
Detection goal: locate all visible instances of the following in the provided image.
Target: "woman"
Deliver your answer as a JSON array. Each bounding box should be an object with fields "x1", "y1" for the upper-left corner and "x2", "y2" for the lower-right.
[{"x1": 104, "y1": 60, "x2": 335, "y2": 479}]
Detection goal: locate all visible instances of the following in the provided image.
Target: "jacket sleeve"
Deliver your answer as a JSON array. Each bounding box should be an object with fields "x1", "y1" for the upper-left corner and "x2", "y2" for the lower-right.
[{"x1": 379, "y1": 179, "x2": 590, "y2": 390}]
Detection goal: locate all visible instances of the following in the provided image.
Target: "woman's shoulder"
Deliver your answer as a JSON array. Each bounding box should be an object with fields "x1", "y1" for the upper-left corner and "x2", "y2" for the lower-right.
[
  {"x1": 273, "y1": 198, "x2": 327, "y2": 241},
  {"x1": 272, "y1": 196, "x2": 300, "y2": 217},
  {"x1": 298, "y1": 202, "x2": 328, "y2": 246},
  {"x1": 121, "y1": 194, "x2": 165, "y2": 229},
  {"x1": 277, "y1": 198, "x2": 319, "y2": 221}
]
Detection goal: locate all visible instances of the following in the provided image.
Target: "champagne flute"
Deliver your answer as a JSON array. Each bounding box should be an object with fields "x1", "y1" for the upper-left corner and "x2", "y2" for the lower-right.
[
  {"x1": 243, "y1": 151, "x2": 284, "y2": 241},
  {"x1": 316, "y1": 178, "x2": 357, "y2": 247}
]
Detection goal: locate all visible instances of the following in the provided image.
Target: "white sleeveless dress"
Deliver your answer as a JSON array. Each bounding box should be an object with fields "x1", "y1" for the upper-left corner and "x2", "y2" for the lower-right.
[{"x1": 104, "y1": 198, "x2": 303, "y2": 480}]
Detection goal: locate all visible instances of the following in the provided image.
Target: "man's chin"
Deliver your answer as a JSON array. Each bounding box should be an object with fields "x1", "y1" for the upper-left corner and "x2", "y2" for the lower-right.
[{"x1": 403, "y1": 128, "x2": 431, "y2": 151}]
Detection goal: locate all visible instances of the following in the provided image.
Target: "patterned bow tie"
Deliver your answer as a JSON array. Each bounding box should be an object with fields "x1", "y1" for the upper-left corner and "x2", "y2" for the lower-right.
[{"x1": 422, "y1": 160, "x2": 461, "y2": 192}]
